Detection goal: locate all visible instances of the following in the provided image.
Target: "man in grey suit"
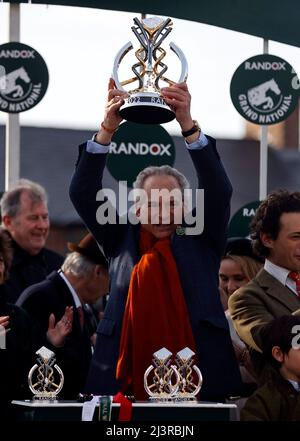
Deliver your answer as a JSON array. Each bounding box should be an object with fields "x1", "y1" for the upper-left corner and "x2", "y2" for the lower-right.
[{"x1": 229, "y1": 189, "x2": 300, "y2": 377}]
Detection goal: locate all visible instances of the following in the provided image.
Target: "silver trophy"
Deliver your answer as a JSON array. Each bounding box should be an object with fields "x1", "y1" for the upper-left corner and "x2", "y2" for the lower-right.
[
  {"x1": 175, "y1": 347, "x2": 202, "y2": 400},
  {"x1": 144, "y1": 347, "x2": 202, "y2": 401},
  {"x1": 112, "y1": 16, "x2": 188, "y2": 124},
  {"x1": 144, "y1": 347, "x2": 180, "y2": 400},
  {"x1": 28, "y1": 346, "x2": 64, "y2": 400}
]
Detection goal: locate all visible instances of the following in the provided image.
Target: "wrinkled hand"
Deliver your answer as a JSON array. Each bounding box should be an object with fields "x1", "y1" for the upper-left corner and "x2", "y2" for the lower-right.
[
  {"x1": 95, "y1": 78, "x2": 128, "y2": 144},
  {"x1": 46, "y1": 306, "x2": 73, "y2": 348},
  {"x1": 0, "y1": 316, "x2": 10, "y2": 337},
  {"x1": 161, "y1": 82, "x2": 193, "y2": 131},
  {"x1": 0, "y1": 315, "x2": 10, "y2": 329},
  {"x1": 103, "y1": 78, "x2": 128, "y2": 130}
]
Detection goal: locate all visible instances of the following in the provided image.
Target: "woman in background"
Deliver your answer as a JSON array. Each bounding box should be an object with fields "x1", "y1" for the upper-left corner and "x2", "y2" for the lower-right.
[
  {"x1": 0, "y1": 228, "x2": 33, "y2": 418},
  {"x1": 0, "y1": 228, "x2": 73, "y2": 419},
  {"x1": 219, "y1": 237, "x2": 263, "y2": 386}
]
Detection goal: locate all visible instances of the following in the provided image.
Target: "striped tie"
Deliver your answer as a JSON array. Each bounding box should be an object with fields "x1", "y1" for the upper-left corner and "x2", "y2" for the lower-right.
[{"x1": 288, "y1": 272, "x2": 300, "y2": 297}]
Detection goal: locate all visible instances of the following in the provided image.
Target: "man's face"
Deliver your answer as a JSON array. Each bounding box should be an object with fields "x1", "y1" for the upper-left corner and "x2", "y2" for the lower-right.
[
  {"x1": 261, "y1": 212, "x2": 300, "y2": 271},
  {"x1": 4, "y1": 192, "x2": 49, "y2": 256},
  {"x1": 137, "y1": 174, "x2": 183, "y2": 239},
  {"x1": 278, "y1": 346, "x2": 300, "y2": 382}
]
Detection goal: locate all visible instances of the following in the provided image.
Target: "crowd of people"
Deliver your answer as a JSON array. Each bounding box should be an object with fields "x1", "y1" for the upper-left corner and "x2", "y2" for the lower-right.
[{"x1": 1, "y1": 80, "x2": 300, "y2": 421}]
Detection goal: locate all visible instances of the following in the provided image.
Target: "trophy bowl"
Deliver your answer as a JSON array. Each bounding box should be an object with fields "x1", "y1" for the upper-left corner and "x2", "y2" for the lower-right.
[
  {"x1": 119, "y1": 91, "x2": 175, "y2": 125},
  {"x1": 112, "y1": 16, "x2": 188, "y2": 125}
]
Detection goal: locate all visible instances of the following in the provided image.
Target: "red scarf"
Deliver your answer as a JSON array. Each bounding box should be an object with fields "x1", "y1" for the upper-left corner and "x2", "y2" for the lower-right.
[{"x1": 116, "y1": 228, "x2": 196, "y2": 400}]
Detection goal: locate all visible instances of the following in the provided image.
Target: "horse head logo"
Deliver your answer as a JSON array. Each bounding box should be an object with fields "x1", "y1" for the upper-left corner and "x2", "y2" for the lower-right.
[
  {"x1": 0, "y1": 66, "x2": 31, "y2": 98},
  {"x1": 247, "y1": 78, "x2": 281, "y2": 110}
]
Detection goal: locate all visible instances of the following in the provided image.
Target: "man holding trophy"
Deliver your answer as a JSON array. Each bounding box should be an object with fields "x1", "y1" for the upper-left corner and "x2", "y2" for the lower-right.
[{"x1": 70, "y1": 16, "x2": 243, "y2": 402}]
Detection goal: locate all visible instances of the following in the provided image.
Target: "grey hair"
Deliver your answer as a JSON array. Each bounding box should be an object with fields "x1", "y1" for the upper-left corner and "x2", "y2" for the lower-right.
[
  {"x1": 133, "y1": 165, "x2": 190, "y2": 192},
  {"x1": 62, "y1": 252, "x2": 96, "y2": 278},
  {"x1": 0, "y1": 179, "x2": 48, "y2": 218}
]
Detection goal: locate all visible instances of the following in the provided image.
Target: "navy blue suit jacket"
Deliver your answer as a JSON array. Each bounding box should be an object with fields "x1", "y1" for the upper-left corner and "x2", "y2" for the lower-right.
[{"x1": 69, "y1": 137, "x2": 243, "y2": 401}]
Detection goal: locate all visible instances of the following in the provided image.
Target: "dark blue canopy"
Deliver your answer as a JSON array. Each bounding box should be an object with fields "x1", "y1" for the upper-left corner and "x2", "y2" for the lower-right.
[{"x1": 4, "y1": 0, "x2": 300, "y2": 48}]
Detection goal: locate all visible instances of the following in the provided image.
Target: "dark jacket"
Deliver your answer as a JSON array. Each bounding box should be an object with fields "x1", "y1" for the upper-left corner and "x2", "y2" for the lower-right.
[
  {"x1": 4, "y1": 239, "x2": 64, "y2": 303},
  {"x1": 0, "y1": 284, "x2": 34, "y2": 419},
  {"x1": 17, "y1": 271, "x2": 93, "y2": 399},
  {"x1": 69, "y1": 138, "x2": 244, "y2": 401},
  {"x1": 241, "y1": 368, "x2": 300, "y2": 421}
]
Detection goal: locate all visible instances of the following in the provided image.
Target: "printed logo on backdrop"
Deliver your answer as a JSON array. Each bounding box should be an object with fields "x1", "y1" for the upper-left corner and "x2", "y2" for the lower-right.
[
  {"x1": 230, "y1": 54, "x2": 299, "y2": 125},
  {"x1": 107, "y1": 121, "x2": 175, "y2": 186},
  {"x1": 0, "y1": 42, "x2": 49, "y2": 113},
  {"x1": 228, "y1": 201, "x2": 260, "y2": 238}
]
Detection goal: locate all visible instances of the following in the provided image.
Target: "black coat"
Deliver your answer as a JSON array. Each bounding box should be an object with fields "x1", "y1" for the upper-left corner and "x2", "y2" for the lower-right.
[
  {"x1": 17, "y1": 271, "x2": 92, "y2": 399},
  {"x1": 0, "y1": 285, "x2": 34, "y2": 419},
  {"x1": 4, "y1": 239, "x2": 64, "y2": 303}
]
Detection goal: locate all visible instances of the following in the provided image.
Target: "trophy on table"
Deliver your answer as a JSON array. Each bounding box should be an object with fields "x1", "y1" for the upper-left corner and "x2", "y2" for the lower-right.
[
  {"x1": 144, "y1": 347, "x2": 202, "y2": 401},
  {"x1": 174, "y1": 347, "x2": 202, "y2": 400},
  {"x1": 28, "y1": 346, "x2": 64, "y2": 400},
  {"x1": 112, "y1": 16, "x2": 188, "y2": 124},
  {"x1": 144, "y1": 347, "x2": 180, "y2": 400}
]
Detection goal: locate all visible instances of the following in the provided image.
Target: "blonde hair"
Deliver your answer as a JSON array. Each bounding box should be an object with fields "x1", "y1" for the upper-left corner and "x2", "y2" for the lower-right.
[{"x1": 223, "y1": 254, "x2": 262, "y2": 281}]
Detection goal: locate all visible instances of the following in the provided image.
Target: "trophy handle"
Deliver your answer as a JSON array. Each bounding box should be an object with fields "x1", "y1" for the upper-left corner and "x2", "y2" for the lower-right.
[
  {"x1": 169, "y1": 42, "x2": 188, "y2": 83},
  {"x1": 144, "y1": 365, "x2": 157, "y2": 397},
  {"x1": 144, "y1": 364, "x2": 181, "y2": 398},
  {"x1": 28, "y1": 363, "x2": 39, "y2": 395},
  {"x1": 53, "y1": 364, "x2": 65, "y2": 395},
  {"x1": 191, "y1": 365, "x2": 203, "y2": 396},
  {"x1": 28, "y1": 362, "x2": 64, "y2": 396},
  {"x1": 112, "y1": 41, "x2": 133, "y2": 91},
  {"x1": 112, "y1": 41, "x2": 188, "y2": 92}
]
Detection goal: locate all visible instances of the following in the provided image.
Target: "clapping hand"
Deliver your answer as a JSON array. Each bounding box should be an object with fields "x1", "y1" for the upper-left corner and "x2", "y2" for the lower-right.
[
  {"x1": 0, "y1": 315, "x2": 10, "y2": 340},
  {"x1": 46, "y1": 306, "x2": 73, "y2": 348}
]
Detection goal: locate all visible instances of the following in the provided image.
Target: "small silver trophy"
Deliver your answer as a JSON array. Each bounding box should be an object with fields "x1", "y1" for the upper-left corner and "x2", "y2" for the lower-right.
[
  {"x1": 144, "y1": 347, "x2": 202, "y2": 401},
  {"x1": 28, "y1": 346, "x2": 64, "y2": 400},
  {"x1": 144, "y1": 347, "x2": 180, "y2": 400},
  {"x1": 175, "y1": 347, "x2": 202, "y2": 400},
  {"x1": 112, "y1": 16, "x2": 188, "y2": 124}
]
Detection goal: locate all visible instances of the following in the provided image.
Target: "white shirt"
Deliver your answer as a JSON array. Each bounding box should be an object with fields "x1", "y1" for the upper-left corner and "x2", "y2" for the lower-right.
[
  {"x1": 264, "y1": 259, "x2": 299, "y2": 297},
  {"x1": 86, "y1": 130, "x2": 209, "y2": 154},
  {"x1": 288, "y1": 379, "x2": 300, "y2": 392},
  {"x1": 58, "y1": 270, "x2": 82, "y2": 308},
  {"x1": 58, "y1": 270, "x2": 95, "y2": 354}
]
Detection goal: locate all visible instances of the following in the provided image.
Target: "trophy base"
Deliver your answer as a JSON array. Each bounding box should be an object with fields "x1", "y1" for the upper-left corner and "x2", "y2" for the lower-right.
[
  {"x1": 119, "y1": 92, "x2": 175, "y2": 124},
  {"x1": 31, "y1": 393, "x2": 59, "y2": 401}
]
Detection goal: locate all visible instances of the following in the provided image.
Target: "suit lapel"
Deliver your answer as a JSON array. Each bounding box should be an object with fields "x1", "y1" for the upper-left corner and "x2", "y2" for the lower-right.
[
  {"x1": 48, "y1": 271, "x2": 84, "y2": 332},
  {"x1": 48, "y1": 271, "x2": 77, "y2": 307},
  {"x1": 256, "y1": 268, "x2": 300, "y2": 311}
]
